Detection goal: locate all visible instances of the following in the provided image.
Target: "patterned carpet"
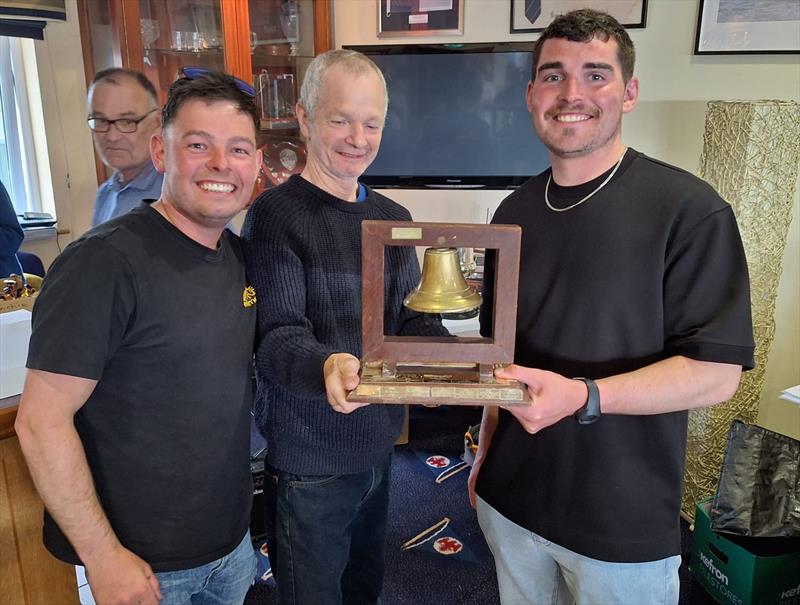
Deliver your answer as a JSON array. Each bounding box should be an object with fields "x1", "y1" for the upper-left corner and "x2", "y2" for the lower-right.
[{"x1": 245, "y1": 405, "x2": 718, "y2": 604}]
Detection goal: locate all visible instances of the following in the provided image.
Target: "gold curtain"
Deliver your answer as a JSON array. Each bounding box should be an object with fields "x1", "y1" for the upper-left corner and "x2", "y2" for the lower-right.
[{"x1": 682, "y1": 100, "x2": 800, "y2": 521}]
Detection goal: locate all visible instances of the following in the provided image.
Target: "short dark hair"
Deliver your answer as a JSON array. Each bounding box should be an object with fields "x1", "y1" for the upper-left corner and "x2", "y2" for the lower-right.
[
  {"x1": 91, "y1": 68, "x2": 158, "y2": 107},
  {"x1": 161, "y1": 70, "x2": 259, "y2": 133},
  {"x1": 531, "y1": 9, "x2": 636, "y2": 83}
]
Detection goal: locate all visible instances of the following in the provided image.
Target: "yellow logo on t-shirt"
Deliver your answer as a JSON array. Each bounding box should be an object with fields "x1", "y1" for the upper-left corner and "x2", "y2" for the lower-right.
[{"x1": 243, "y1": 286, "x2": 256, "y2": 308}]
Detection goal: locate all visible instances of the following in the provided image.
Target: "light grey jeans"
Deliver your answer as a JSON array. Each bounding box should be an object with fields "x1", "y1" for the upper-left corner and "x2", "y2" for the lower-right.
[{"x1": 477, "y1": 496, "x2": 680, "y2": 605}]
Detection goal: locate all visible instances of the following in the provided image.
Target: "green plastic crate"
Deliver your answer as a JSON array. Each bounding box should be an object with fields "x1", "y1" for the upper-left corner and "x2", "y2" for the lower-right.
[{"x1": 690, "y1": 498, "x2": 800, "y2": 605}]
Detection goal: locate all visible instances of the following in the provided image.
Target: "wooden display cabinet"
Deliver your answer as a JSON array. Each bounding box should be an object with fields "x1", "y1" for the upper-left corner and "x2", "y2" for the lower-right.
[{"x1": 77, "y1": 0, "x2": 331, "y2": 189}]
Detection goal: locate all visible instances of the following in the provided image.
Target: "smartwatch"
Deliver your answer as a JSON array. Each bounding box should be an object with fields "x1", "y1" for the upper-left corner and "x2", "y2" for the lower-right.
[{"x1": 573, "y1": 377, "x2": 601, "y2": 425}]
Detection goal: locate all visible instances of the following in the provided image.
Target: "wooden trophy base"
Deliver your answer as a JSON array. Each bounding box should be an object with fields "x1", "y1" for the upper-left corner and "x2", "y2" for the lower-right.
[{"x1": 347, "y1": 361, "x2": 532, "y2": 407}]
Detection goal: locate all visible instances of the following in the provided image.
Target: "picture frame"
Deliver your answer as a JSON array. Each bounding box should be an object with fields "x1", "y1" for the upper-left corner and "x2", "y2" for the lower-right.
[
  {"x1": 510, "y1": 0, "x2": 647, "y2": 34},
  {"x1": 378, "y1": 0, "x2": 464, "y2": 37},
  {"x1": 694, "y1": 0, "x2": 800, "y2": 55}
]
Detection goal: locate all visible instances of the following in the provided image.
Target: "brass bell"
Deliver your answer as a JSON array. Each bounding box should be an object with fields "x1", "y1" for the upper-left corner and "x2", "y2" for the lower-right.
[{"x1": 404, "y1": 247, "x2": 482, "y2": 314}]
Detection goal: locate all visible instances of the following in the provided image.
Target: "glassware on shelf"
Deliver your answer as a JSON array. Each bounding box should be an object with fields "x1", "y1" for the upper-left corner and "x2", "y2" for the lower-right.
[
  {"x1": 256, "y1": 70, "x2": 296, "y2": 128},
  {"x1": 191, "y1": 3, "x2": 223, "y2": 49},
  {"x1": 256, "y1": 70, "x2": 270, "y2": 117},
  {"x1": 171, "y1": 30, "x2": 202, "y2": 52},
  {"x1": 171, "y1": 30, "x2": 182, "y2": 50},
  {"x1": 200, "y1": 31, "x2": 222, "y2": 50},
  {"x1": 140, "y1": 18, "x2": 159, "y2": 50},
  {"x1": 279, "y1": 0, "x2": 300, "y2": 55},
  {"x1": 271, "y1": 74, "x2": 295, "y2": 119}
]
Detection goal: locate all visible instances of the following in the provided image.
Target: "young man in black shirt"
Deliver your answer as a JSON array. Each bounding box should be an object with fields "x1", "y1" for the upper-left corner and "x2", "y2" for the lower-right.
[
  {"x1": 468, "y1": 9, "x2": 754, "y2": 604},
  {"x1": 16, "y1": 70, "x2": 262, "y2": 605}
]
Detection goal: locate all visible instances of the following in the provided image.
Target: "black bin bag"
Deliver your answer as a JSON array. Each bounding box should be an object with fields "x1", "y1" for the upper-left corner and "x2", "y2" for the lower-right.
[{"x1": 710, "y1": 420, "x2": 800, "y2": 538}]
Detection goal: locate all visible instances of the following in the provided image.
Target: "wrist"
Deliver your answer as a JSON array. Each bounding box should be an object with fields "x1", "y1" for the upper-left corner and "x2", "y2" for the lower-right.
[{"x1": 76, "y1": 529, "x2": 122, "y2": 568}]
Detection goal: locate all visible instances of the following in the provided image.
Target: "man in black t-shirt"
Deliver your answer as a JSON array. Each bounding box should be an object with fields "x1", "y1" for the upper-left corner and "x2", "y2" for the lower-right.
[
  {"x1": 15, "y1": 70, "x2": 263, "y2": 605},
  {"x1": 468, "y1": 10, "x2": 754, "y2": 605}
]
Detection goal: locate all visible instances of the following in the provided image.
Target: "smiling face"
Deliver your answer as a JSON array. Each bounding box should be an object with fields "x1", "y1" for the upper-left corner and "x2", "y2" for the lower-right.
[
  {"x1": 88, "y1": 77, "x2": 160, "y2": 181},
  {"x1": 298, "y1": 63, "x2": 386, "y2": 198},
  {"x1": 151, "y1": 98, "x2": 262, "y2": 232},
  {"x1": 527, "y1": 36, "x2": 638, "y2": 161}
]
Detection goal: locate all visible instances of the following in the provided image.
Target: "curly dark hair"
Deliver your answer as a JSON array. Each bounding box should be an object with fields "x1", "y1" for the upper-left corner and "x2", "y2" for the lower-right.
[
  {"x1": 531, "y1": 9, "x2": 635, "y2": 83},
  {"x1": 161, "y1": 70, "x2": 258, "y2": 132}
]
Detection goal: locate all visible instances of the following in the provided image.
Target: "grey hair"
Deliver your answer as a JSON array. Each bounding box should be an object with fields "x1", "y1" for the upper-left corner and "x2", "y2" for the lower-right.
[
  {"x1": 90, "y1": 68, "x2": 159, "y2": 108},
  {"x1": 299, "y1": 49, "x2": 388, "y2": 121}
]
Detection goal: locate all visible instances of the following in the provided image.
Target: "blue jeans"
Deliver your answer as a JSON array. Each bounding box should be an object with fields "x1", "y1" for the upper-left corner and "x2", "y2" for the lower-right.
[
  {"x1": 265, "y1": 454, "x2": 393, "y2": 605},
  {"x1": 477, "y1": 497, "x2": 680, "y2": 605},
  {"x1": 157, "y1": 531, "x2": 257, "y2": 605},
  {"x1": 78, "y1": 532, "x2": 256, "y2": 605}
]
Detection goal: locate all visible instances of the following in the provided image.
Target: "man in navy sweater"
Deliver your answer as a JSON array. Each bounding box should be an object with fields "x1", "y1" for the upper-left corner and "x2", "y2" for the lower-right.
[{"x1": 242, "y1": 49, "x2": 444, "y2": 605}]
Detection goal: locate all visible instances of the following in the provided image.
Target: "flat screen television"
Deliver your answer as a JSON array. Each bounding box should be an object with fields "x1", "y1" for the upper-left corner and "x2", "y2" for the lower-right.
[{"x1": 345, "y1": 43, "x2": 550, "y2": 189}]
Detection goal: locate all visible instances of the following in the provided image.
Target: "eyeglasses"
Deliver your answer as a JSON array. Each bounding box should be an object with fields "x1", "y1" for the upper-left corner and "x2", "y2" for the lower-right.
[
  {"x1": 179, "y1": 67, "x2": 256, "y2": 98},
  {"x1": 87, "y1": 108, "x2": 158, "y2": 133}
]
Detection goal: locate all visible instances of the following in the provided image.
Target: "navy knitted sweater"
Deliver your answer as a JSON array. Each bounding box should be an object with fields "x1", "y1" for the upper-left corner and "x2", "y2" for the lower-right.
[{"x1": 241, "y1": 176, "x2": 445, "y2": 475}]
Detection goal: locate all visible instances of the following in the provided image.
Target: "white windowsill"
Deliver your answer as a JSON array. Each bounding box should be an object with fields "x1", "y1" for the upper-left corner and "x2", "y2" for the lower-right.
[{"x1": 22, "y1": 225, "x2": 57, "y2": 241}]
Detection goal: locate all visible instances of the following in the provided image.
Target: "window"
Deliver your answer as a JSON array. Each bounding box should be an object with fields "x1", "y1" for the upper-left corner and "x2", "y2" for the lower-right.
[{"x1": 0, "y1": 35, "x2": 53, "y2": 216}]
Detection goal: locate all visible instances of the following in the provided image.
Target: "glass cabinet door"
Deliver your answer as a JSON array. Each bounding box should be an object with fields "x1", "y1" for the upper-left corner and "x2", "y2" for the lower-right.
[
  {"x1": 79, "y1": 0, "x2": 329, "y2": 190},
  {"x1": 138, "y1": 0, "x2": 226, "y2": 104},
  {"x1": 249, "y1": 0, "x2": 315, "y2": 187}
]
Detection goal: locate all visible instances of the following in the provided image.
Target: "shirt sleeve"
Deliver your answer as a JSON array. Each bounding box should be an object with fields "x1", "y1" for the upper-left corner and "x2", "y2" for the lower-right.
[
  {"x1": 0, "y1": 181, "x2": 24, "y2": 260},
  {"x1": 26, "y1": 236, "x2": 137, "y2": 379},
  {"x1": 241, "y1": 205, "x2": 333, "y2": 397},
  {"x1": 663, "y1": 205, "x2": 755, "y2": 369}
]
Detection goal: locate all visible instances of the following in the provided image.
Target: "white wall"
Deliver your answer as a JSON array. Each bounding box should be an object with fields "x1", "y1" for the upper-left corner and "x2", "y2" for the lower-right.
[
  {"x1": 334, "y1": 0, "x2": 800, "y2": 437},
  {"x1": 19, "y1": 0, "x2": 97, "y2": 267}
]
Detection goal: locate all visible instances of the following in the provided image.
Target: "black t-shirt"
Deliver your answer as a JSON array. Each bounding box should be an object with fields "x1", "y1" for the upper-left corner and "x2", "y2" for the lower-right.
[
  {"x1": 476, "y1": 150, "x2": 754, "y2": 562},
  {"x1": 27, "y1": 204, "x2": 256, "y2": 572}
]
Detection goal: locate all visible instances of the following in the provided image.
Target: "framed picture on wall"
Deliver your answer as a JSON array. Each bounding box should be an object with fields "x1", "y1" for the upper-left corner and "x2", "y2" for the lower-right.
[
  {"x1": 694, "y1": 0, "x2": 800, "y2": 54},
  {"x1": 510, "y1": 0, "x2": 647, "y2": 34},
  {"x1": 378, "y1": 0, "x2": 464, "y2": 37}
]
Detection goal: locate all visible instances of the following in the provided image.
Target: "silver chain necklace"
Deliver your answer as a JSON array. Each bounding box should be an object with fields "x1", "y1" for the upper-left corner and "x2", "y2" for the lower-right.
[{"x1": 544, "y1": 151, "x2": 627, "y2": 212}]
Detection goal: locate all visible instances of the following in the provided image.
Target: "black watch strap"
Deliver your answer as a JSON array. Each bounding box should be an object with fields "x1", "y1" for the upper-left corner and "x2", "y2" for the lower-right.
[{"x1": 573, "y1": 377, "x2": 601, "y2": 424}]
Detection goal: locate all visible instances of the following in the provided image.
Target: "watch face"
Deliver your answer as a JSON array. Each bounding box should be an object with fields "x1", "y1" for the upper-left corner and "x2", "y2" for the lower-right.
[{"x1": 261, "y1": 137, "x2": 307, "y2": 186}]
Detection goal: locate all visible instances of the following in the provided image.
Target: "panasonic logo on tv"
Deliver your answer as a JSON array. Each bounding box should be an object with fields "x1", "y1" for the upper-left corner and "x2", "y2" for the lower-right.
[{"x1": 700, "y1": 552, "x2": 729, "y2": 586}]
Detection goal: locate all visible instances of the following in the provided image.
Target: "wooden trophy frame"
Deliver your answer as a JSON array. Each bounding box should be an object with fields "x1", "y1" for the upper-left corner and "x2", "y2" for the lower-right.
[{"x1": 346, "y1": 221, "x2": 531, "y2": 407}]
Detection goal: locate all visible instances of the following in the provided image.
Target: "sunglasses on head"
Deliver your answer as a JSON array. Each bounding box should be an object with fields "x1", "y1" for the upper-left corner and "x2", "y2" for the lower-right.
[{"x1": 178, "y1": 67, "x2": 256, "y2": 98}]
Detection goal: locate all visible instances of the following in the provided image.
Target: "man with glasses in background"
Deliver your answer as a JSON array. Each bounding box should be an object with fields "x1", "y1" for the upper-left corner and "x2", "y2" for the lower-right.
[
  {"x1": 16, "y1": 69, "x2": 262, "y2": 605},
  {"x1": 87, "y1": 68, "x2": 163, "y2": 226}
]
